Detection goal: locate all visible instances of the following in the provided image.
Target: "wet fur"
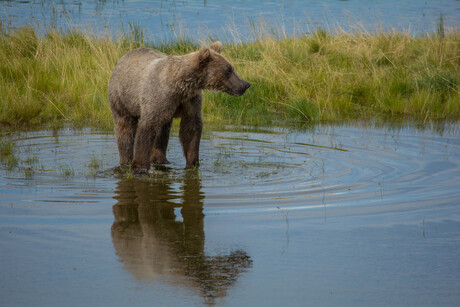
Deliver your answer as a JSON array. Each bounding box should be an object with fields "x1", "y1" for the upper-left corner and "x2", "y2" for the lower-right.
[{"x1": 108, "y1": 42, "x2": 250, "y2": 171}]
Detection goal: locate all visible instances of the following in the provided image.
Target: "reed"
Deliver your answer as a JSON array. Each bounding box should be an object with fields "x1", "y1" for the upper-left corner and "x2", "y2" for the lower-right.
[{"x1": 0, "y1": 22, "x2": 458, "y2": 128}]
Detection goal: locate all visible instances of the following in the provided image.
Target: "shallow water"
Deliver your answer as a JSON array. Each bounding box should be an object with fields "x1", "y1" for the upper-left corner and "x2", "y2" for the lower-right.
[
  {"x1": 1, "y1": 123, "x2": 460, "y2": 306},
  {"x1": 2, "y1": 0, "x2": 459, "y2": 41}
]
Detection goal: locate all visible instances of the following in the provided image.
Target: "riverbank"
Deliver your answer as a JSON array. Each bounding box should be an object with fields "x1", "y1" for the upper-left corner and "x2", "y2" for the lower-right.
[{"x1": 1, "y1": 24, "x2": 459, "y2": 129}]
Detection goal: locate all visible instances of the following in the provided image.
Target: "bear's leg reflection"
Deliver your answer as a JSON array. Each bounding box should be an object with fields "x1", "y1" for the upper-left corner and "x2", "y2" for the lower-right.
[{"x1": 111, "y1": 171, "x2": 252, "y2": 300}]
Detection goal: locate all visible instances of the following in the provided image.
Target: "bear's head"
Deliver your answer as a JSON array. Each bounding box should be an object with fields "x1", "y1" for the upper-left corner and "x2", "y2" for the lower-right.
[{"x1": 197, "y1": 42, "x2": 250, "y2": 97}]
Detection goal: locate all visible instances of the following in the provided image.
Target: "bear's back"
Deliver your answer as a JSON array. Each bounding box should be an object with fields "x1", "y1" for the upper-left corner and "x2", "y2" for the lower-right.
[
  {"x1": 109, "y1": 48, "x2": 168, "y2": 115},
  {"x1": 121, "y1": 48, "x2": 166, "y2": 62},
  {"x1": 115, "y1": 48, "x2": 166, "y2": 74}
]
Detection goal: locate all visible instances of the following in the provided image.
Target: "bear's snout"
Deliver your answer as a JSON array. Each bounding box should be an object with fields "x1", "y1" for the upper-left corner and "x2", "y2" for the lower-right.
[
  {"x1": 240, "y1": 81, "x2": 250, "y2": 95},
  {"x1": 233, "y1": 80, "x2": 250, "y2": 97}
]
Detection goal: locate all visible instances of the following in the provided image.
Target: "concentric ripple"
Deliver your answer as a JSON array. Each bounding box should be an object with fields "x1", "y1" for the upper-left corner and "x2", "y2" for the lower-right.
[
  {"x1": 1, "y1": 123, "x2": 460, "y2": 217},
  {"x1": 198, "y1": 124, "x2": 460, "y2": 216}
]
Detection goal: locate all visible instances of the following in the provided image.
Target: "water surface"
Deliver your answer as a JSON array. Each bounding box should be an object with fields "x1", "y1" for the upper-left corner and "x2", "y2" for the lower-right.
[
  {"x1": 1, "y1": 123, "x2": 460, "y2": 306},
  {"x1": 2, "y1": 0, "x2": 459, "y2": 41}
]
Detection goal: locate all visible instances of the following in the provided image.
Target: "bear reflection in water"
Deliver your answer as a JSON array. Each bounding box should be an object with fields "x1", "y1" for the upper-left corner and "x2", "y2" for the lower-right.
[{"x1": 111, "y1": 169, "x2": 252, "y2": 301}]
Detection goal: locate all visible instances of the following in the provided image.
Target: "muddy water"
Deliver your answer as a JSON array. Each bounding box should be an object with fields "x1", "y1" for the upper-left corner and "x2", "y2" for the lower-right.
[{"x1": 1, "y1": 123, "x2": 460, "y2": 306}]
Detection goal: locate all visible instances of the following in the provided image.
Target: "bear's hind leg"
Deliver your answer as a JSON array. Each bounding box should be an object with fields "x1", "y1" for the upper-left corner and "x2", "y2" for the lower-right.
[
  {"x1": 150, "y1": 120, "x2": 172, "y2": 164},
  {"x1": 113, "y1": 113, "x2": 138, "y2": 165},
  {"x1": 132, "y1": 117, "x2": 159, "y2": 171}
]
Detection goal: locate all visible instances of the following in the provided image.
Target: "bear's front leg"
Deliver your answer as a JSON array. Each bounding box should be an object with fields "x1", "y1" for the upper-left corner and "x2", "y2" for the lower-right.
[
  {"x1": 179, "y1": 113, "x2": 203, "y2": 168},
  {"x1": 132, "y1": 118, "x2": 158, "y2": 172}
]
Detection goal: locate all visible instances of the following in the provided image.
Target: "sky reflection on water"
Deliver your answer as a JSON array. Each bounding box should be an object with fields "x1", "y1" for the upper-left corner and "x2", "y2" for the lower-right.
[
  {"x1": 2, "y1": 0, "x2": 459, "y2": 42},
  {"x1": 1, "y1": 123, "x2": 460, "y2": 305}
]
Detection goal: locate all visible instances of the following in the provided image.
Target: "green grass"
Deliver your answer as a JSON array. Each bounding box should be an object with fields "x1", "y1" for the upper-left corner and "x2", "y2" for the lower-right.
[
  {"x1": 216, "y1": 29, "x2": 460, "y2": 124},
  {"x1": 0, "y1": 139, "x2": 18, "y2": 170},
  {"x1": 0, "y1": 23, "x2": 458, "y2": 128}
]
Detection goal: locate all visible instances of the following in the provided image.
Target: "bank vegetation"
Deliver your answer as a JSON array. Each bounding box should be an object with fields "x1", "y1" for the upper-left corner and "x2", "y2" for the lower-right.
[{"x1": 0, "y1": 22, "x2": 458, "y2": 128}]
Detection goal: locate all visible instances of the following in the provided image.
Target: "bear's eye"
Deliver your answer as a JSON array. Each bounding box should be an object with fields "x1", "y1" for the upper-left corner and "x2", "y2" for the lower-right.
[{"x1": 226, "y1": 66, "x2": 233, "y2": 76}]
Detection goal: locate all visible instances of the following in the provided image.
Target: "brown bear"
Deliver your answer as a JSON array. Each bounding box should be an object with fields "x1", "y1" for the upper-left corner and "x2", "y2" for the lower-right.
[{"x1": 108, "y1": 41, "x2": 250, "y2": 172}]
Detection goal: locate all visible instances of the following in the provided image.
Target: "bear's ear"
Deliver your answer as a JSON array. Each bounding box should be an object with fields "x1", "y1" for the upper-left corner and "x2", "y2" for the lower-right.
[
  {"x1": 210, "y1": 41, "x2": 222, "y2": 53},
  {"x1": 198, "y1": 46, "x2": 212, "y2": 67}
]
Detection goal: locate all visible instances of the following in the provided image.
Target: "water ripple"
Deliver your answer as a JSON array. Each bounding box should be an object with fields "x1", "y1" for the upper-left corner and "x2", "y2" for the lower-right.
[{"x1": 1, "y1": 124, "x2": 460, "y2": 217}]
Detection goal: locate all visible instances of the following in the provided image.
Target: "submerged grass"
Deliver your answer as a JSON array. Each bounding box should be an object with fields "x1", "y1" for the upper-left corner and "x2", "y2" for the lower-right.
[
  {"x1": 0, "y1": 22, "x2": 459, "y2": 128},
  {"x1": 0, "y1": 139, "x2": 18, "y2": 170}
]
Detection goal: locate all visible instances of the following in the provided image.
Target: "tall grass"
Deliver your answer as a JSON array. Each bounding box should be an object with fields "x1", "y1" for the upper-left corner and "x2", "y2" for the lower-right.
[
  {"x1": 0, "y1": 22, "x2": 458, "y2": 128},
  {"x1": 214, "y1": 27, "x2": 460, "y2": 125},
  {"x1": 0, "y1": 25, "x2": 135, "y2": 127}
]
